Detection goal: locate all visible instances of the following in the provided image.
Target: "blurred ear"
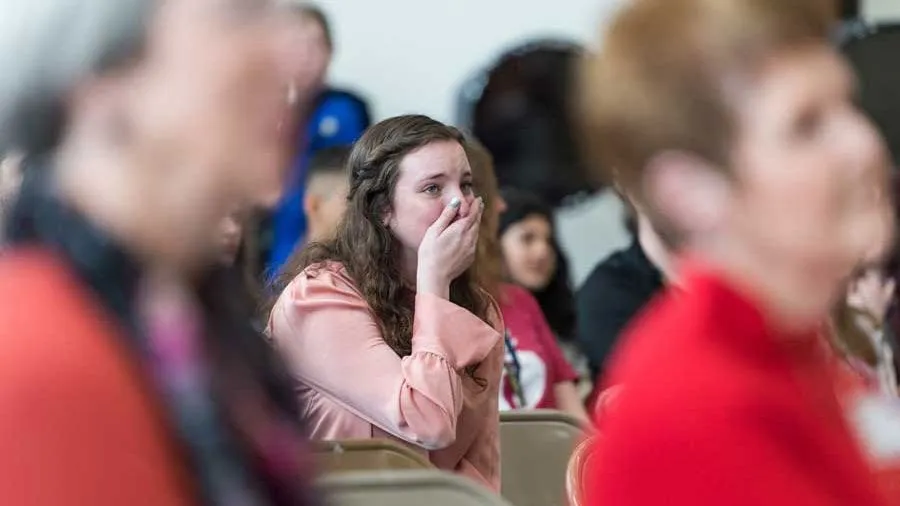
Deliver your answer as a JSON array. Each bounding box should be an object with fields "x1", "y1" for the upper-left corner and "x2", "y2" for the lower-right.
[
  {"x1": 643, "y1": 151, "x2": 731, "y2": 242},
  {"x1": 303, "y1": 192, "x2": 321, "y2": 219}
]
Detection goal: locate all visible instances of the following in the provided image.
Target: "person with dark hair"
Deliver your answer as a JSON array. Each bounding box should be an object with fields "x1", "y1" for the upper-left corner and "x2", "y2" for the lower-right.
[
  {"x1": 267, "y1": 3, "x2": 371, "y2": 273},
  {"x1": 0, "y1": 0, "x2": 319, "y2": 504},
  {"x1": 575, "y1": 194, "x2": 671, "y2": 395},
  {"x1": 267, "y1": 115, "x2": 502, "y2": 490},
  {"x1": 498, "y1": 188, "x2": 577, "y2": 343},
  {"x1": 468, "y1": 139, "x2": 589, "y2": 424},
  {"x1": 579, "y1": 0, "x2": 897, "y2": 503},
  {"x1": 830, "y1": 264, "x2": 898, "y2": 396},
  {"x1": 829, "y1": 261, "x2": 900, "y2": 500},
  {"x1": 303, "y1": 145, "x2": 351, "y2": 243}
]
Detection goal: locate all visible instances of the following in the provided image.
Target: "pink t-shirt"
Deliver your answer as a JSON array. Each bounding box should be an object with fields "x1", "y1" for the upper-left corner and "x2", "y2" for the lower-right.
[{"x1": 497, "y1": 284, "x2": 579, "y2": 410}]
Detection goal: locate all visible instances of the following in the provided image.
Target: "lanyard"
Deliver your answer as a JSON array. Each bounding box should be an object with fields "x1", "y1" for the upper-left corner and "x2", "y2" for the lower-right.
[{"x1": 503, "y1": 331, "x2": 527, "y2": 408}]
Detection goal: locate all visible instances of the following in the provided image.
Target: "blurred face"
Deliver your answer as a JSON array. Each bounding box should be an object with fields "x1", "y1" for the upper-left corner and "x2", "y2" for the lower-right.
[
  {"x1": 724, "y1": 46, "x2": 893, "y2": 315},
  {"x1": 123, "y1": 0, "x2": 293, "y2": 251},
  {"x1": 216, "y1": 210, "x2": 244, "y2": 265},
  {"x1": 277, "y1": 13, "x2": 331, "y2": 106},
  {"x1": 386, "y1": 140, "x2": 475, "y2": 254},
  {"x1": 501, "y1": 214, "x2": 557, "y2": 290}
]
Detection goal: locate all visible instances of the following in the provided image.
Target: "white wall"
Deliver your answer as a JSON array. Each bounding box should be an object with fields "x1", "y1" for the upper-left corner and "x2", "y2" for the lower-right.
[
  {"x1": 317, "y1": 0, "x2": 624, "y2": 123},
  {"x1": 865, "y1": 0, "x2": 900, "y2": 23},
  {"x1": 315, "y1": 0, "x2": 631, "y2": 286}
]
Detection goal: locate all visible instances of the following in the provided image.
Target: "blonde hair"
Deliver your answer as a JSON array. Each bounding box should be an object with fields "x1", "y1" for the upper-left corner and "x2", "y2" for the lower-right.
[{"x1": 579, "y1": 0, "x2": 834, "y2": 206}]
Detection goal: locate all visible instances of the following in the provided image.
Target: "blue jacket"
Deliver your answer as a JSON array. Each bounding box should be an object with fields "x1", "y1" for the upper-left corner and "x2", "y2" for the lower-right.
[{"x1": 267, "y1": 89, "x2": 370, "y2": 276}]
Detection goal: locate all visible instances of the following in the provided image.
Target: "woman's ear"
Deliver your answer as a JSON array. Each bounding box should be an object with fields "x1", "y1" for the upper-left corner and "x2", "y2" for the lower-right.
[
  {"x1": 643, "y1": 151, "x2": 731, "y2": 242},
  {"x1": 303, "y1": 193, "x2": 320, "y2": 219}
]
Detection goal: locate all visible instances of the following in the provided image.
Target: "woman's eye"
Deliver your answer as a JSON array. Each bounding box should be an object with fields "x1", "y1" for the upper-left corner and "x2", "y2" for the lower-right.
[
  {"x1": 423, "y1": 184, "x2": 440, "y2": 195},
  {"x1": 461, "y1": 182, "x2": 474, "y2": 194}
]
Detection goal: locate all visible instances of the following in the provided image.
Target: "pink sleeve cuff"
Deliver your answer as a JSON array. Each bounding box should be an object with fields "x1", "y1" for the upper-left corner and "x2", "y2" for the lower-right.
[{"x1": 412, "y1": 292, "x2": 502, "y2": 370}]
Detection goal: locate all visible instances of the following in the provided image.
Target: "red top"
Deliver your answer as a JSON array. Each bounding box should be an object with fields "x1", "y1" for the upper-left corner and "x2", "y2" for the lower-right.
[
  {"x1": 587, "y1": 260, "x2": 887, "y2": 506},
  {"x1": 497, "y1": 284, "x2": 579, "y2": 410},
  {"x1": 0, "y1": 251, "x2": 194, "y2": 505}
]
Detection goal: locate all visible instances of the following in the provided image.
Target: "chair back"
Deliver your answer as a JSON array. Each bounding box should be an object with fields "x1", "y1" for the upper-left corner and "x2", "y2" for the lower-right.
[
  {"x1": 313, "y1": 439, "x2": 432, "y2": 474},
  {"x1": 499, "y1": 410, "x2": 586, "y2": 506},
  {"x1": 319, "y1": 469, "x2": 515, "y2": 506}
]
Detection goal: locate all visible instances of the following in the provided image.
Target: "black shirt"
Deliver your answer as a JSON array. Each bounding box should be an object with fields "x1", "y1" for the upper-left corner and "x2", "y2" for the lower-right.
[{"x1": 576, "y1": 239, "x2": 664, "y2": 381}]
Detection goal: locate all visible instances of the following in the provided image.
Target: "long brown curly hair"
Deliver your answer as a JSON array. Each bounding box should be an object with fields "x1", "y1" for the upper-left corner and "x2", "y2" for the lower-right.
[
  {"x1": 268, "y1": 115, "x2": 494, "y2": 373},
  {"x1": 466, "y1": 137, "x2": 504, "y2": 303}
]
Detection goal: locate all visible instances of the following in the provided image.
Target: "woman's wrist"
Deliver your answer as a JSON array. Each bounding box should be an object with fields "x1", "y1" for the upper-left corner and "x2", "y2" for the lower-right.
[{"x1": 417, "y1": 273, "x2": 450, "y2": 299}]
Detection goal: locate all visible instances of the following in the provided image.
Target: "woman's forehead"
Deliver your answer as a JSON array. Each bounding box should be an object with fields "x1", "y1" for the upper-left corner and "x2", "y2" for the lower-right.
[{"x1": 397, "y1": 141, "x2": 470, "y2": 182}]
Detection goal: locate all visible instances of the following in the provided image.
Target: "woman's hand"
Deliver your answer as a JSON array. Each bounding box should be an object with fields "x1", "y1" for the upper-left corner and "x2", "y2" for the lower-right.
[{"x1": 417, "y1": 196, "x2": 484, "y2": 299}]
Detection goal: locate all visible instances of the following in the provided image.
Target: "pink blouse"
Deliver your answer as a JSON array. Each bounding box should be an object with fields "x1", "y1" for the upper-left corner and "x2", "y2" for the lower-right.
[{"x1": 268, "y1": 262, "x2": 504, "y2": 490}]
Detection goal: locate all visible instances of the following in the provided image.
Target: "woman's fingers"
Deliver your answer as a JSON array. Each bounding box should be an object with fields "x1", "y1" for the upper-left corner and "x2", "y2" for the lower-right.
[
  {"x1": 464, "y1": 197, "x2": 484, "y2": 231},
  {"x1": 429, "y1": 197, "x2": 462, "y2": 235}
]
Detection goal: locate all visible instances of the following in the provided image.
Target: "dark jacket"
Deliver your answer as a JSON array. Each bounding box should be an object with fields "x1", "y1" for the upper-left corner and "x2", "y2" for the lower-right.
[{"x1": 576, "y1": 239, "x2": 664, "y2": 381}]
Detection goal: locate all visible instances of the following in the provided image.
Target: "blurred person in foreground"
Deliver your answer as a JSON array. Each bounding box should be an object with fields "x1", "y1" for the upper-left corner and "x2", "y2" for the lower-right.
[
  {"x1": 0, "y1": 0, "x2": 320, "y2": 504},
  {"x1": 468, "y1": 139, "x2": 590, "y2": 424},
  {"x1": 580, "y1": 0, "x2": 897, "y2": 504}
]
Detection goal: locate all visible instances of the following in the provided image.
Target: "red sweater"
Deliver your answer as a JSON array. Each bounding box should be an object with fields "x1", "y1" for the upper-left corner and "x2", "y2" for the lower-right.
[
  {"x1": 588, "y1": 261, "x2": 887, "y2": 506},
  {"x1": 0, "y1": 251, "x2": 194, "y2": 505}
]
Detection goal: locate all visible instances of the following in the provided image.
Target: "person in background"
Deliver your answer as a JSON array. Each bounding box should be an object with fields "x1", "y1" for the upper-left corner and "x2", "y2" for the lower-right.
[
  {"x1": 302, "y1": 144, "x2": 351, "y2": 244},
  {"x1": 831, "y1": 263, "x2": 899, "y2": 396},
  {"x1": 576, "y1": 194, "x2": 673, "y2": 402},
  {"x1": 267, "y1": 115, "x2": 502, "y2": 490},
  {"x1": 216, "y1": 208, "x2": 246, "y2": 267},
  {"x1": 580, "y1": 0, "x2": 896, "y2": 504},
  {"x1": 214, "y1": 208, "x2": 272, "y2": 313},
  {"x1": 267, "y1": 3, "x2": 370, "y2": 274},
  {"x1": 497, "y1": 190, "x2": 580, "y2": 358},
  {"x1": 469, "y1": 139, "x2": 590, "y2": 424},
  {"x1": 0, "y1": 0, "x2": 319, "y2": 504},
  {"x1": 0, "y1": 152, "x2": 22, "y2": 241},
  {"x1": 829, "y1": 263, "x2": 900, "y2": 503}
]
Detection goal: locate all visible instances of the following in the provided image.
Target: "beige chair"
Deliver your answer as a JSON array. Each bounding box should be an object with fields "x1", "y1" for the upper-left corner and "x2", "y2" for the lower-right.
[
  {"x1": 313, "y1": 439, "x2": 433, "y2": 474},
  {"x1": 319, "y1": 469, "x2": 515, "y2": 506},
  {"x1": 499, "y1": 410, "x2": 587, "y2": 506}
]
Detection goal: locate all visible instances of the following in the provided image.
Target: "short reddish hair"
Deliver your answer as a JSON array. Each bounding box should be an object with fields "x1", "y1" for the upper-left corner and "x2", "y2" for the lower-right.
[{"x1": 579, "y1": 0, "x2": 835, "y2": 200}]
